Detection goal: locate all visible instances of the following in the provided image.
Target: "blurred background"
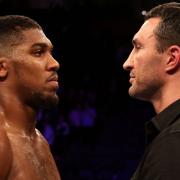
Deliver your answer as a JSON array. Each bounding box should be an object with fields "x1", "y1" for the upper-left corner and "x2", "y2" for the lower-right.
[{"x1": 0, "y1": 0, "x2": 172, "y2": 179}]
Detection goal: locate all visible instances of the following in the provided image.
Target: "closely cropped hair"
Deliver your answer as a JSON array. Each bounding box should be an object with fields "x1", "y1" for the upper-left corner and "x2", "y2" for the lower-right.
[
  {"x1": 0, "y1": 15, "x2": 42, "y2": 47},
  {"x1": 144, "y1": 2, "x2": 180, "y2": 53}
]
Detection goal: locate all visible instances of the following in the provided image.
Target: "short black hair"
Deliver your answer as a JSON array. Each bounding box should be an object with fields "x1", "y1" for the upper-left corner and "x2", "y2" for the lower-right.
[
  {"x1": 144, "y1": 2, "x2": 180, "y2": 52},
  {"x1": 0, "y1": 15, "x2": 42, "y2": 49}
]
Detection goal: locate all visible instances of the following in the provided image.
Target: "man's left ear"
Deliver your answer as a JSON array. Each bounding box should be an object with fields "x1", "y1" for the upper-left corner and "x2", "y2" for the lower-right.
[
  {"x1": 0, "y1": 58, "x2": 8, "y2": 80},
  {"x1": 165, "y1": 45, "x2": 180, "y2": 73}
]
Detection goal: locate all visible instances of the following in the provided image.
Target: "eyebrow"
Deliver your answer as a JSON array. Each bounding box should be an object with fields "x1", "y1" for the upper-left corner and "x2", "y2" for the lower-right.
[
  {"x1": 31, "y1": 42, "x2": 53, "y2": 50},
  {"x1": 132, "y1": 33, "x2": 154, "y2": 45}
]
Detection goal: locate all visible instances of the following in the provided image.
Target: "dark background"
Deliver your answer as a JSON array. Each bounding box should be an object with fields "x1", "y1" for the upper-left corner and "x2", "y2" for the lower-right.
[{"x1": 0, "y1": 0, "x2": 173, "y2": 179}]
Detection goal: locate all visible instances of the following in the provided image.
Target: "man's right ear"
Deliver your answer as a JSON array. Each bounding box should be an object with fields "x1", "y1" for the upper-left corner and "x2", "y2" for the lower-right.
[
  {"x1": 0, "y1": 58, "x2": 8, "y2": 80},
  {"x1": 165, "y1": 45, "x2": 180, "y2": 74}
]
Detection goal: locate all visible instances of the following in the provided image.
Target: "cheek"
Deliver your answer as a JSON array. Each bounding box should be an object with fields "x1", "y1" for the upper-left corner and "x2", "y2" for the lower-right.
[
  {"x1": 135, "y1": 52, "x2": 160, "y2": 72},
  {"x1": 15, "y1": 63, "x2": 45, "y2": 88},
  {"x1": 18, "y1": 58, "x2": 44, "y2": 76},
  {"x1": 136, "y1": 57, "x2": 163, "y2": 85}
]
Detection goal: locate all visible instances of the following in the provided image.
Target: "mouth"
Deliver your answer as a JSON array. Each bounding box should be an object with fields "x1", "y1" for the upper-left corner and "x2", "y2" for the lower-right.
[
  {"x1": 47, "y1": 74, "x2": 59, "y2": 90},
  {"x1": 129, "y1": 73, "x2": 135, "y2": 84},
  {"x1": 129, "y1": 77, "x2": 135, "y2": 84},
  {"x1": 47, "y1": 74, "x2": 58, "y2": 82}
]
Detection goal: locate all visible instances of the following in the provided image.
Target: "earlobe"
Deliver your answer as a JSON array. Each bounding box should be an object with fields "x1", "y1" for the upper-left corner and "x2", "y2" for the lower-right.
[
  {"x1": 165, "y1": 45, "x2": 180, "y2": 73},
  {"x1": 0, "y1": 58, "x2": 8, "y2": 80}
]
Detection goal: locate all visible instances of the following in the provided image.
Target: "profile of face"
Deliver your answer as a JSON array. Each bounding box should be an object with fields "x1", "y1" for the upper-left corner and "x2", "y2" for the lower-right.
[
  {"x1": 9, "y1": 28, "x2": 60, "y2": 109},
  {"x1": 123, "y1": 17, "x2": 167, "y2": 101}
]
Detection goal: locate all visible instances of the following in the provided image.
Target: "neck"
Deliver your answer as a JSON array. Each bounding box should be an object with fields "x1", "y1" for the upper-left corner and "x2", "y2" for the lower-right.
[
  {"x1": 151, "y1": 83, "x2": 180, "y2": 113},
  {"x1": 0, "y1": 93, "x2": 37, "y2": 136}
]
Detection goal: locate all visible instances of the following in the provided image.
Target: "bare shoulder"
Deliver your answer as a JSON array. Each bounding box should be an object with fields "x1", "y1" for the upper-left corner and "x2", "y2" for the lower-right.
[
  {"x1": 35, "y1": 128, "x2": 61, "y2": 179},
  {"x1": 35, "y1": 128, "x2": 49, "y2": 144},
  {"x1": 35, "y1": 128, "x2": 51, "y2": 150},
  {"x1": 0, "y1": 126, "x2": 12, "y2": 179}
]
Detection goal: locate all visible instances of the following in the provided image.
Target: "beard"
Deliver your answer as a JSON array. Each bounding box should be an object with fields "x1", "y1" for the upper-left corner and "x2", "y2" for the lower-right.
[
  {"x1": 27, "y1": 90, "x2": 59, "y2": 110},
  {"x1": 13, "y1": 66, "x2": 60, "y2": 110}
]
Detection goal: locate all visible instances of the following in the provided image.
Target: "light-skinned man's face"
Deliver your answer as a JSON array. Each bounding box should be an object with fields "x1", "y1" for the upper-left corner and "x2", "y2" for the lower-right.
[
  {"x1": 9, "y1": 28, "x2": 60, "y2": 109},
  {"x1": 123, "y1": 17, "x2": 168, "y2": 101}
]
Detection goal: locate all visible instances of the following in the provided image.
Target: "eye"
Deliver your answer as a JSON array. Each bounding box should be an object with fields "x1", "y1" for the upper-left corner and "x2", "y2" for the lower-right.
[
  {"x1": 33, "y1": 49, "x2": 45, "y2": 57},
  {"x1": 134, "y1": 44, "x2": 141, "y2": 50}
]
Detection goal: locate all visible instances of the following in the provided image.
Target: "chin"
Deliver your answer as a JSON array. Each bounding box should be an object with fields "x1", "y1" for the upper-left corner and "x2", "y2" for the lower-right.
[
  {"x1": 128, "y1": 86, "x2": 136, "y2": 97},
  {"x1": 129, "y1": 87, "x2": 142, "y2": 99},
  {"x1": 43, "y1": 94, "x2": 59, "y2": 109},
  {"x1": 129, "y1": 88, "x2": 150, "y2": 102},
  {"x1": 30, "y1": 92, "x2": 59, "y2": 110}
]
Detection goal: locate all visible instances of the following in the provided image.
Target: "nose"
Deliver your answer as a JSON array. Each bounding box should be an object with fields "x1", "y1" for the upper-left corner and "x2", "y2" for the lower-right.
[
  {"x1": 123, "y1": 52, "x2": 133, "y2": 71},
  {"x1": 123, "y1": 59, "x2": 131, "y2": 71},
  {"x1": 47, "y1": 55, "x2": 60, "y2": 72}
]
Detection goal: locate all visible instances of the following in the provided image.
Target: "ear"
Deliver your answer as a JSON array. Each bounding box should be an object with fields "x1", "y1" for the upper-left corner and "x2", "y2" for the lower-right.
[
  {"x1": 165, "y1": 45, "x2": 180, "y2": 73},
  {"x1": 0, "y1": 58, "x2": 8, "y2": 80}
]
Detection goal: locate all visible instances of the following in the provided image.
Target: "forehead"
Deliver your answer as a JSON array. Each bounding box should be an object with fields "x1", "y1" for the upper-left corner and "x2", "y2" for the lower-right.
[
  {"x1": 19, "y1": 29, "x2": 53, "y2": 49},
  {"x1": 133, "y1": 17, "x2": 160, "y2": 43}
]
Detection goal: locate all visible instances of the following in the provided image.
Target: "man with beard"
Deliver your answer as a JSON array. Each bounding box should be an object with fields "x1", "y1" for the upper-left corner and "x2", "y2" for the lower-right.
[{"x1": 0, "y1": 15, "x2": 61, "y2": 179}]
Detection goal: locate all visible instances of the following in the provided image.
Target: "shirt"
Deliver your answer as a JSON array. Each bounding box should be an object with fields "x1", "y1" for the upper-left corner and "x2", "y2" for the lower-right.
[{"x1": 131, "y1": 99, "x2": 180, "y2": 180}]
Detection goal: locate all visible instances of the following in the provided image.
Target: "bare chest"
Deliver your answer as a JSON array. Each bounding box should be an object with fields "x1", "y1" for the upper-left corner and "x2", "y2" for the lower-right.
[{"x1": 7, "y1": 134, "x2": 60, "y2": 180}]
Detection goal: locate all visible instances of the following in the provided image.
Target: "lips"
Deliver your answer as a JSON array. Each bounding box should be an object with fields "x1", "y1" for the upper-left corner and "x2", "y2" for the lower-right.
[
  {"x1": 47, "y1": 74, "x2": 58, "y2": 82},
  {"x1": 129, "y1": 73, "x2": 135, "y2": 84},
  {"x1": 47, "y1": 74, "x2": 59, "y2": 89},
  {"x1": 129, "y1": 77, "x2": 135, "y2": 84},
  {"x1": 129, "y1": 72, "x2": 135, "y2": 78}
]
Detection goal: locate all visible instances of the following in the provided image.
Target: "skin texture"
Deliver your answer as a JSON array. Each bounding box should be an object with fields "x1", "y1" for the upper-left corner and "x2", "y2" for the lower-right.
[
  {"x1": 0, "y1": 28, "x2": 61, "y2": 179},
  {"x1": 123, "y1": 17, "x2": 180, "y2": 113}
]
